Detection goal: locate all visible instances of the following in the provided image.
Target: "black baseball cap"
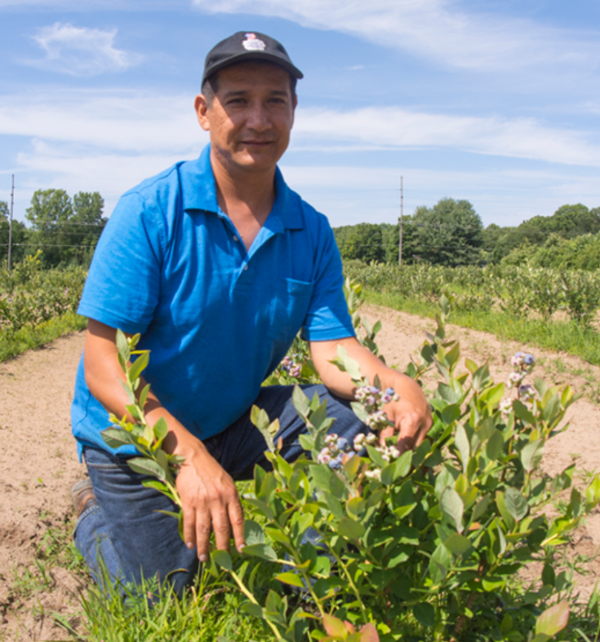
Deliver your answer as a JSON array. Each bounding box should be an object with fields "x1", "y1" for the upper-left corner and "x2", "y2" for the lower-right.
[{"x1": 202, "y1": 31, "x2": 304, "y2": 85}]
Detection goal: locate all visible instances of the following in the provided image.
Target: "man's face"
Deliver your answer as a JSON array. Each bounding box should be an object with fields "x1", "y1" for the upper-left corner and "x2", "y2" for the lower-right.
[{"x1": 195, "y1": 62, "x2": 297, "y2": 175}]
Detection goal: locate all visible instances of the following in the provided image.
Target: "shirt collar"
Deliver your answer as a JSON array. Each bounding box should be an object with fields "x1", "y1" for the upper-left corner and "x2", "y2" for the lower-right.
[{"x1": 181, "y1": 144, "x2": 303, "y2": 231}]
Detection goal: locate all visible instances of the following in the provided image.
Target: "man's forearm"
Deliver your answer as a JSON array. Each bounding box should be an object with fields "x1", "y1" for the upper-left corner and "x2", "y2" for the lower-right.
[
  {"x1": 84, "y1": 319, "x2": 207, "y2": 460},
  {"x1": 310, "y1": 336, "x2": 409, "y2": 397}
]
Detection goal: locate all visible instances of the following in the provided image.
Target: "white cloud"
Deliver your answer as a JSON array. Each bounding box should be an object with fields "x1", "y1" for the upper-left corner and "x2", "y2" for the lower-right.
[
  {"x1": 293, "y1": 107, "x2": 600, "y2": 167},
  {"x1": 1, "y1": 90, "x2": 598, "y2": 167},
  {"x1": 26, "y1": 22, "x2": 143, "y2": 76},
  {"x1": 0, "y1": 90, "x2": 205, "y2": 153},
  {"x1": 192, "y1": 0, "x2": 600, "y2": 73},
  {"x1": 1, "y1": 88, "x2": 599, "y2": 225}
]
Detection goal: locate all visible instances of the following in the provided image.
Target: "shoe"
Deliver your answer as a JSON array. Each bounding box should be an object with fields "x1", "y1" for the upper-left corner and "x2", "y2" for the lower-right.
[{"x1": 72, "y1": 478, "x2": 97, "y2": 518}]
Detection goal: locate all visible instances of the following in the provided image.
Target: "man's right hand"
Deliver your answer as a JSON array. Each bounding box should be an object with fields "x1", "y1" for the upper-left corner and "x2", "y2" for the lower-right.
[{"x1": 176, "y1": 447, "x2": 246, "y2": 561}]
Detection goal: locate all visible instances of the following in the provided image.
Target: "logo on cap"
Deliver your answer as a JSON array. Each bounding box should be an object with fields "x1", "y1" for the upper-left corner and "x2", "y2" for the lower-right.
[{"x1": 242, "y1": 33, "x2": 266, "y2": 51}]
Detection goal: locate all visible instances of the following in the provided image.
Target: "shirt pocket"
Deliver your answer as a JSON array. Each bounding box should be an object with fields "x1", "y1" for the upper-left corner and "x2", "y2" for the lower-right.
[{"x1": 267, "y1": 277, "x2": 315, "y2": 345}]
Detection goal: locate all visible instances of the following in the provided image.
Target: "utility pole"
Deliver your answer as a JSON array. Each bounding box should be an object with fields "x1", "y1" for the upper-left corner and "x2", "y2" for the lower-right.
[
  {"x1": 398, "y1": 175, "x2": 403, "y2": 266},
  {"x1": 7, "y1": 174, "x2": 14, "y2": 272}
]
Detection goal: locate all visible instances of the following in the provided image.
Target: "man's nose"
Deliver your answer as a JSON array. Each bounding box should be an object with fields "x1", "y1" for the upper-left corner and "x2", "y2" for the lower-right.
[{"x1": 246, "y1": 104, "x2": 270, "y2": 131}]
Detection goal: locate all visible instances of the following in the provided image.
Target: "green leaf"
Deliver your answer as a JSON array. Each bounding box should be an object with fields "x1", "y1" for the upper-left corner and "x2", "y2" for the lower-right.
[
  {"x1": 138, "y1": 382, "x2": 151, "y2": 409},
  {"x1": 440, "y1": 488, "x2": 464, "y2": 533},
  {"x1": 429, "y1": 542, "x2": 451, "y2": 584},
  {"x1": 116, "y1": 328, "x2": 130, "y2": 363},
  {"x1": 486, "y1": 429, "x2": 504, "y2": 461},
  {"x1": 395, "y1": 450, "x2": 412, "y2": 479},
  {"x1": 470, "y1": 497, "x2": 489, "y2": 527},
  {"x1": 366, "y1": 445, "x2": 386, "y2": 468},
  {"x1": 586, "y1": 474, "x2": 600, "y2": 505},
  {"x1": 127, "y1": 457, "x2": 167, "y2": 481},
  {"x1": 335, "y1": 345, "x2": 363, "y2": 380},
  {"x1": 101, "y1": 427, "x2": 135, "y2": 449},
  {"x1": 441, "y1": 404, "x2": 461, "y2": 425},
  {"x1": 212, "y1": 550, "x2": 232, "y2": 571},
  {"x1": 521, "y1": 440, "x2": 543, "y2": 474},
  {"x1": 413, "y1": 602, "x2": 435, "y2": 628},
  {"x1": 242, "y1": 543, "x2": 277, "y2": 562},
  {"x1": 542, "y1": 395, "x2": 561, "y2": 423},
  {"x1": 496, "y1": 491, "x2": 516, "y2": 531},
  {"x1": 444, "y1": 533, "x2": 472, "y2": 556},
  {"x1": 311, "y1": 464, "x2": 332, "y2": 492},
  {"x1": 337, "y1": 517, "x2": 365, "y2": 541},
  {"x1": 454, "y1": 423, "x2": 470, "y2": 473},
  {"x1": 153, "y1": 416, "x2": 168, "y2": 443},
  {"x1": 513, "y1": 400, "x2": 536, "y2": 425},
  {"x1": 535, "y1": 600, "x2": 570, "y2": 636},
  {"x1": 292, "y1": 385, "x2": 310, "y2": 420},
  {"x1": 141, "y1": 478, "x2": 169, "y2": 493},
  {"x1": 244, "y1": 519, "x2": 265, "y2": 546},
  {"x1": 504, "y1": 488, "x2": 529, "y2": 522},
  {"x1": 128, "y1": 350, "x2": 149, "y2": 383},
  {"x1": 275, "y1": 572, "x2": 305, "y2": 589}
]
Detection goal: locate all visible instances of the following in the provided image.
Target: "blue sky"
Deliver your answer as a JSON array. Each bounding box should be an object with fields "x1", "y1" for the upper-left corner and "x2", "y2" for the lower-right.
[{"x1": 1, "y1": 0, "x2": 599, "y2": 229}]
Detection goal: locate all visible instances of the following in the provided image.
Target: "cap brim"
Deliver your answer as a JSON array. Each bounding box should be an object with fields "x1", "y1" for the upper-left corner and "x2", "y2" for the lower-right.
[{"x1": 202, "y1": 51, "x2": 303, "y2": 85}]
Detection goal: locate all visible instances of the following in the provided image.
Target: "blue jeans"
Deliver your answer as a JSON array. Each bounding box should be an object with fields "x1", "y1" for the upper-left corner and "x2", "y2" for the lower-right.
[{"x1": 74, "y1": 384, "x2": 367, "y2": 595}]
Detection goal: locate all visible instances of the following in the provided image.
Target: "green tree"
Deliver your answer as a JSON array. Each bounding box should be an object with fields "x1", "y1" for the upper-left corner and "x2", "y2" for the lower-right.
[
  {"x1": 486, "y1": 203, "x2": 600, "y2": 263},
  {"x1": 25, "y1": 189, "x2": 106, "y2": 267},
  {"x1": 337, "y1": 223, "x2": 385, "y2": 263},
  {"x1": 26, "y1": 189, "x2": 73, "y2": 266},
  {"x1": 410, "y1": 198, "x2": 483, "y2": 266},
  {"x1": 70, "y1": 192, "x2": 106, "y2": 265}
]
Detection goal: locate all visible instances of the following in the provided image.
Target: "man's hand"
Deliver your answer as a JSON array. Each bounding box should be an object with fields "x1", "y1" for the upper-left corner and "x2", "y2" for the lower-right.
[
  {"x1": 176, "y1": 448, "x2": 246, "y2": 561},
  {"x1": 375, "y1": 371, "x2": 432, "y2": 453},
  {"x1": 310, "y1": 336, "x2": 433, "y2": 451}
]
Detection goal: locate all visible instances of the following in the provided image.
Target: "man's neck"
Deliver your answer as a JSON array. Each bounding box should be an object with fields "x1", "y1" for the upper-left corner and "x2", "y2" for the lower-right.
[{"x1": 210, "y1": 150, "x2": 277, "y2": 250}]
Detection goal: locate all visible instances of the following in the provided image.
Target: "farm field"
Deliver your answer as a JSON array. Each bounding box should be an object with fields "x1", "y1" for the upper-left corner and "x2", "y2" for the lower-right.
[{"x1": 0, "y1": 305, "x2": 599, "y2": 641}]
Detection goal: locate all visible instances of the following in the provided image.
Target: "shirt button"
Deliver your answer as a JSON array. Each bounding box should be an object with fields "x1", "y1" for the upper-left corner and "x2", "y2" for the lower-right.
[
  {"x1": 233, "y1": 236, "x2": 239, "y2": 242},
  {"x1": 243, "y1": 265, "x2": 248, "y2": 271}
]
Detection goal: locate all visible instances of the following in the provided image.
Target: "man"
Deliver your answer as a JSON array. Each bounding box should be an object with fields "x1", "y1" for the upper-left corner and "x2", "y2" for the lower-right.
[{"x1": 71, "y1": 31, "x2": 431, "y2": 593}]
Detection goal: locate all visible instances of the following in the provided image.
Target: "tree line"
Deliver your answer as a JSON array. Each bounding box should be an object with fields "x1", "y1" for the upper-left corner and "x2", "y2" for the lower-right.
[
  {"x1": 334, "y1": 199, "x2": 600, "y2": 269},
  {"x1": 4, "y1": 190, "x2": 599, "y2": 272},
  {"x1": 0, "y1": 189, "x2": 107, "y2": 268}
]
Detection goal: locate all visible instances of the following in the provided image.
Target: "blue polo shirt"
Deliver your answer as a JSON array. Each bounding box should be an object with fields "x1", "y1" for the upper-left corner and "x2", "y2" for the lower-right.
[{"x1": 71, "y1": 145, "x2": 354, "y2": 456}]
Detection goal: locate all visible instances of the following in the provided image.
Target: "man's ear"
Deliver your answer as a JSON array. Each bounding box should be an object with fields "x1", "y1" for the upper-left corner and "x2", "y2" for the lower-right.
[{"x1": 194, "y1": 94, "x2": 210, "y2": 132}]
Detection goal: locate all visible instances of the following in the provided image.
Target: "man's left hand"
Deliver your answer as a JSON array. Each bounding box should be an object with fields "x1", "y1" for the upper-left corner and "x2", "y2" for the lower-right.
[{"x1": 310, "y1": 336, "x2": 433, "y2": 452}]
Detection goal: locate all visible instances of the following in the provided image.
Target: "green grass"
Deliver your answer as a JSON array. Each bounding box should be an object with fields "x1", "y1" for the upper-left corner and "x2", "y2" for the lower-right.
[
  {"x1": 0, "y1": 311, "x2": 87, "y2": 363},
  {"x1": 365, "y1": 290, "x2": 600, "y2": 365},
  {"x1": 56, "y1": 568, "x2": 276, "y2": 642}
]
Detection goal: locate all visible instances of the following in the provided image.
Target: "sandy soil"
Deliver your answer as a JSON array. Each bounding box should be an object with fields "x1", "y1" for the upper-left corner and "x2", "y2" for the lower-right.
[{"x1": 0, "y1": 305, "x2": 598, "y2": 640}]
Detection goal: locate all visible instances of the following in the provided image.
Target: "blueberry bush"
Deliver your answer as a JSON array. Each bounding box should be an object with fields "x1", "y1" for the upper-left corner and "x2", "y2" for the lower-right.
[
  {"x1": 0, "y1": 251, "x2": 86, "y2": 336},
  {"x1": 104, "y1": 287, "x2": 600, "y2": 642}
]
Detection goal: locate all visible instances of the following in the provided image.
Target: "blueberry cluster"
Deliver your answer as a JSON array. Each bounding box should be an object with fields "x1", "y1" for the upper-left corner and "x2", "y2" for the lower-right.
[
  {"x1": 280, "y1": 354, "x2": 302, "y2": 379},
  {"x1": 499, "y1": 351, "x2": 537, "y2": 417},
  {"x1": 317, "y1": 431, "x2": 403, "y2": 481},
  {"x1": 507, "y1": 352, "x2": 535, "y2": 389},
  {"x1": 354, "y1": 385, "x2": 399, "y2": 431},
  {"x1": 317, "y1": 434, "x2": 362, "y2": 469}
]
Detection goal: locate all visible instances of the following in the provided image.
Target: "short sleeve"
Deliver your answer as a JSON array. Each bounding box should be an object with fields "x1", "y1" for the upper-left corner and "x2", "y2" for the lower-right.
[
  {"x1": 77, "y1": 191, "x2": 165, "y2": 334},
  {"x1": 301, "y1": 220, "x2": 355, "y2": 342}
]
